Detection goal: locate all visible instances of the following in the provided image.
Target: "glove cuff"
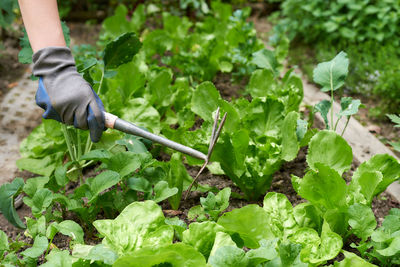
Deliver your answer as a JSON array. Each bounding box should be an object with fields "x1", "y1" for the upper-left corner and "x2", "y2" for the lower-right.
[{"x1": 32, "y1": 46, "x2": 77, "y2": 77}]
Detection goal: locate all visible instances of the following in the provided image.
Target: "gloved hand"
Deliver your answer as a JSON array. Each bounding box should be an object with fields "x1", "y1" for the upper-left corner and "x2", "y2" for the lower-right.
[{"x1": 32, "y1": 47, "x2": 105, "y2": 142}]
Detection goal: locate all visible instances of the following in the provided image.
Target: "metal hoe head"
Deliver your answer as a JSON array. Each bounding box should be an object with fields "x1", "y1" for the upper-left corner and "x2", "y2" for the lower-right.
[{"x1": 184, "y1": 107, "x2": 227, "y2": 199}]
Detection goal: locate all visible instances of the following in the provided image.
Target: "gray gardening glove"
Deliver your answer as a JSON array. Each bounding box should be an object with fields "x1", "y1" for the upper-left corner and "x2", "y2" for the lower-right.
[{"x1": 32, "y1": 46, "x2": 105, "y2": 142}]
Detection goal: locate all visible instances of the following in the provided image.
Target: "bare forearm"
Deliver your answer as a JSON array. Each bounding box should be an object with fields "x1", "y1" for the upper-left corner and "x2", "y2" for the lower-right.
[{"x1": 18, "y1": 0, "x2": 66, "y2": 52}]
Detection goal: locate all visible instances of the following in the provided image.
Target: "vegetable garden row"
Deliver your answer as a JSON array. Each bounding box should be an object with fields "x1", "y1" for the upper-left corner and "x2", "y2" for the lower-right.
[{"x1": 0, "y1": 2, "x2": 399, "y2": 266}]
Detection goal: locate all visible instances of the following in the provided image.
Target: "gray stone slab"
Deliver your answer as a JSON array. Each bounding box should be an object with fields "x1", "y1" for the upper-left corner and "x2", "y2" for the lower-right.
[{"x1": 0, "y1": 66, "x2": 42, "y2": 184}]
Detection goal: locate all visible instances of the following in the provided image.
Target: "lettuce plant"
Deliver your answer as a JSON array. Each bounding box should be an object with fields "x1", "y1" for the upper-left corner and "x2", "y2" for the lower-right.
[
  {"x1": 353, "y1": 208, "x2": 400, "y2": 266},
  {"x1": 292, "y1": 130, "x2": 400, "y2": 238},
  {"x1": 184, "y1": 77, "x2": 305, "y2": 200}
]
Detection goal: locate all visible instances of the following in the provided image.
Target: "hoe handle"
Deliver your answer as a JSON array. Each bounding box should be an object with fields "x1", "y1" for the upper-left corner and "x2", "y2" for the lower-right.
[{"x1": 104, "y1": 112, "x2": 207, "y2": 161}]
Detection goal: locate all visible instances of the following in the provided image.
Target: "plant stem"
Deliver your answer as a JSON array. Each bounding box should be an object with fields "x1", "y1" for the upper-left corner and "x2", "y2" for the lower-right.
[
  {"x1": 66, "y1": 160, "x2": 94, "y2": 174},
  {"x1": 330, "y1": 63, "x2": 334, "y2": 130},
  {"x1": 96, "y1": 68, "x2": 105, "y2": 95},
  {"x1": 84, "y1": 134, "x2": 92, "y2": 154},
  {"x1": 334, "y1": 116, "x2": 341, "y2": 131},
  {"x1": 45, "y1": 235, "x2": 55, "y2": 257},
  {"x1": 62, "y1": 124, "x2": 76, "y2": 162},
  {"x1": 330, "y1": 87, "x2": 334, "y2": 130},
  {"x1": 341, "y1": 116, "x2": 350, "y2": 136},
  {"x1": 77, "y1": 130, "x2": 82, "y2": 161}
]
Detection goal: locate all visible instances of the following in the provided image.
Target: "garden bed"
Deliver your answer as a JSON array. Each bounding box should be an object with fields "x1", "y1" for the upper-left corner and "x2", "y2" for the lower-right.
[{"x1": 1, "y1": 2, "x2": 399, "y2": 266}]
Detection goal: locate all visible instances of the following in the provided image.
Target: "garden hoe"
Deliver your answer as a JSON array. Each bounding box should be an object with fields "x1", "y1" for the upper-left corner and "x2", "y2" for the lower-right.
[{"x1": 103, "y1": 108, "x2": 227, "y2": 199}]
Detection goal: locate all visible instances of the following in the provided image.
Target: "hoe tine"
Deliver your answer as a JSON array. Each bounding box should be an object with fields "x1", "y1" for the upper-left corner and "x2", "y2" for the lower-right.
[
  {"x1": 207, "y1": 112, "x2": 227, "y2": 160},
  {"x1": 208, "y1": 107, "x2": 220, "y2": 154},
  {"x1": 184, "y1": 108, "x2": 227, "y2": 200}
]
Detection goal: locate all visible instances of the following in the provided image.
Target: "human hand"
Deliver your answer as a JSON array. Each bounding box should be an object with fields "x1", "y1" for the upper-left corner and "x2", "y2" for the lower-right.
[{"x1": 32, "y1": 47, "x2": 105, "y2": 142}]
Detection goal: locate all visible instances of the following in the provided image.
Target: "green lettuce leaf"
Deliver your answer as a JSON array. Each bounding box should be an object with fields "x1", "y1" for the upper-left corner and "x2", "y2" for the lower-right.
[
  {"x1": 113, "y1": 243, "x2": 207, "y2": 267},
  {"x1": 0, "y1": 178, "x2": 25, "y2": 228},
  {"x1": 93, "y1": 201, "x2": 173, "y2": 255},
  {"x1": 313, "y1": 51, "x2": 349, "y2": 92},
  {"x1": 307, "y1": 130, "x2": 352, "y2": 175},
  {"x1": 182, "y1": 221, "x2": 225, "y2": 258},
  {"x1": 217, "y1": 205, "x2": 276, "y2": 248}
]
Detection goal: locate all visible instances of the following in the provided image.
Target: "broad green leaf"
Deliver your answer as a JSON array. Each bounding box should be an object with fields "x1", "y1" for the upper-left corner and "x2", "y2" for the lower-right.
[
  {"x1": 333, "y1": 251, "x2": 377, "y2": 267},
  {"x1": 72, "y1": 244, "x2": 118, "y2": 265},
  {"x1": 376, "y1": 236, "x2": 400, "y2": 257},
  {"x1": 290, "y1": 222, "x2": 342, "y2": 265},
  {"x1": 40, "y1": 250, "x2": 72, "y2": 267},
  {"x1": 348, "y1": 204, "x2": 376, "y2": 241},
  {"x1": 127, "y1": 177, "x2": 152, "y2": 192},
  {"x1": 147, "y1": 68, "x2": 173, "y2": 107},
  {"x1": 191, "y1": 82, "x2": 220, "y2": 122},
  {"x1": 247, "y1": 69, "x2": 275, "y2": 98},
  {"x1": 382, "y1": 208, "x2": 400, "y2": 233},
  {"x1": 293, "y1": 203, "x2": 322, "y2": 231},
  {"x1": 0, "y1": 230, "x2": 9, "y2": 254},
  {"x1": 116, "y1": 135, "x2": 148, "y2": 154},
  {"x1": 16, "y1": 156, "x2": 58, "y2": 177},
  {"x1": 263, "y1": 192, "x2": 298, "y2": 237},
  {"x1": 152, "y1": 181, "x2": 178, "y2": 203},
  {"x1": 23, "y1": 188, "x2": 53, "y2": 217},
  {"x1": 183, "y1": 221, "x2": 225, "y2": 258},
  {"x1": 113, "y1": 243, "x2": 207, "y2": 267},
  {"x1": 167, "y1": 153, "x2": 190, "y2": 209},
  {"x1": 48, "y1": 220, "x2": 84, "y2": 244},
  {"x1": 245, "y1": 98, "x2": 285, "y2": 139},
  {"x1": 191, "y1": 82, "x2": 239, "y2": 132},
  {"x1": 352, "y1": 154, "x2": 400, "y2": 196},
  {"x1": 314, "y1": 100, "x2": 331, "y2": 129},
  {"x1": 120, "y1": 98, "x2": 161, "y2": 134},
  {"x1": 339, "y1": 98, "x2": 362, "y2": 117},
  {"x1": 389, "y1": 141, "x2": 400, "y2": 152},
  {"x1": 26, "y1": 216, "x2": 46, "y2": 239},
  {"x1": 281, "y1": 111, "x2": 300, "y2": 161},
  {"x1": 54, "y1": 163, "x2": 71, "y2": 187},
  {"x1": 217, "y1": 205, "x2": 276, "y2": 249},
  {"x1": 23, "y1": 176, "x2": 49, "y2": 198},
  {"x1": 80, "y1": 149, "x2": 112, "y2": 161},
  {"x1": 209, "y1": 232, "x2": 237, "y2": 257},
  {"x1": 103, "y1": 32, "x2": 142, "y2": 69},
  {"x1": 307, "y1": 130, "x2": 352, "y2": 175},
  {"x1": 0, "y1": 178, "x2": 25, "y2": 228},
  {"x1": 219, "y1": 61, "x2": 233, "y2": 72},
  {"x1": 208, "y1": 246, "x2": 249, "y2": 267},
  {"x1": 252, "y1": 49, "x2": 279, "y2": 76},
  {"x1": 107, "y1": 151, "x2": 152, "y2": 178},
  {"x1": 106, "y1": 59, "x2": 147, "y2": 105},
  {"x1": 275, "y1": 241, "x2": 306, "y2": 267},
  {"x1": 101, "y1": 5, "x2": 144, "y2": 39},
  {"x1": 86, "y1": 170, "x2": 120, "y2": 203},
  {"x1": 165, "y1": 217, "x2": 187, "y2": 241},
  {"x1": 313, "y1": 51, "x2": 349, "y2": 92},
  {"x1": 387, "y1": 114, "x2": 400, "y2": 127},
  {"x1": 21, "y1": 235, "x2": 48, "y2": 258},
  {"x1": 349, "y1": 171, "x2": 382, "y2": 205},
  {"x1": 211, "y1": 1, "x2": 232, "y2": 21},
  {"x1": 296, "y1": 119, "x2": 308, "y2": 141},
  {"x1": 246, "y1": 239, "x2": 279, "y2": 265},
  {"x1": 294, "y1": 163, "x2": 347, "y2": 211},
  {"x1": 93, "y1": 201, "x2": 173, "y2": 255}
]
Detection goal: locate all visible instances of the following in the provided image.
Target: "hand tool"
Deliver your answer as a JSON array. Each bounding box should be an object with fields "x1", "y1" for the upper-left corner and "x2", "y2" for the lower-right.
[{"x1": 103, "y1": 108, "x2": 227, "y2": 198}]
